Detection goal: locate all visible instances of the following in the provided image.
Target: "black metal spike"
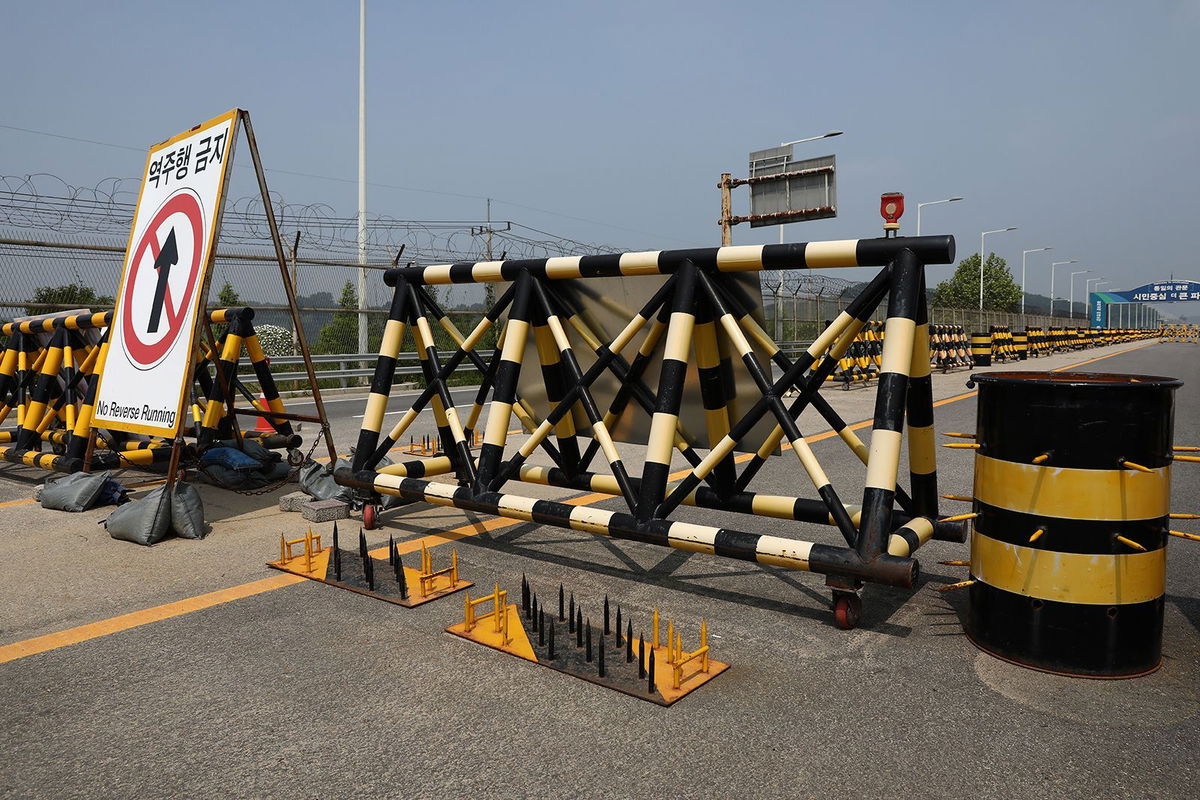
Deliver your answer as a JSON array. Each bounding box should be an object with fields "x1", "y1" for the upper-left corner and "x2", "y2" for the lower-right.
[
  {"x1": 615, "y1": 606, "x2": 622, "y2": 645},
  {"x1": 364, "y1": 550, "x2": 375, "y2": 591},
  {"x1": 576, "y1": 608, "x2": 583, "y2": 646},
  {"x1": 388, "y1": 535, "x2": 396, "y2": 567},
  {"x1": 531, "y1": 594, "x2": 538, "y2": 623},
  {"x1": 647, "y1": 648, "x2": 656, "y2": 694},
  {"x1": 638, "y1": 634, "x2": 645, "y2": 678},
  {"x1": 569, "y1": 593, "x2": 575, "y2": 630},
  {"x1": 558, "y1": 584, "x2": 565, "y2": 621},
  {"x1": 358, "y1": 528, "x2": 367, "y2": 561},
  {"x1": 521, "y1": 574, "x2": 530, "y2": 615},
  {"x1": 585, "y1": 620, "x2": 592, "y2": 662},
  {"x1": 604, "y1": 595, "x2": 610, "y2": 636},
  {"x1": 394, "y1": 542, "x2": 407, "y2": 599},
  {"x1": 626, "y1": 620, "x2": 634, "y2": 662},
  {"x1": 538, "y1": 611, "x2": 545, "y2": 646},
  {"x1": 598, "y1": 631, "x2": 606, "y2": 677},
  {"x1": 548, "y1": 620, "x2": 556, "y2": 659},
  {"x1": 332, "y1": 524, "x2": 342, "y2": 581}
]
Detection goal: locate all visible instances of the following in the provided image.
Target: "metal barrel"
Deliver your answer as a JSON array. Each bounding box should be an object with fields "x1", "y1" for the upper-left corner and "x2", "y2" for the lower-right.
[
  {"x1": 1014, "y1": 331, "x2": 1028, "y2": 360},
  {"x1": 970, "y1": 333, "x2": 991, "y2": 367},
  {"x1": 967, "y1": 371, "x2": 1180, "y2": 677}
]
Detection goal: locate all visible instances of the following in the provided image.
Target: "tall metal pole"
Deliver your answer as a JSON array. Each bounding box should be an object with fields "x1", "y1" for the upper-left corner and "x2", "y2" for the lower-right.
[
  {"x1": 357, "y1": 0, "x2": 368, "y2": 356},
  {"x1": 1069, "y1": 269, "x2": 1088, "y2": 320},
  {"x1": 1021, "y1": 247, "x2": 1050, "y2": 316},
  {"x1": 979, "y1": 227, "x2": 1016, "y2": 310},
  {"x1": 719, "y1": 173, "x2": 732, "y2": 246},
  {"x1": 1049, "y1": 259, "x2": 1077, "y2": 318}
]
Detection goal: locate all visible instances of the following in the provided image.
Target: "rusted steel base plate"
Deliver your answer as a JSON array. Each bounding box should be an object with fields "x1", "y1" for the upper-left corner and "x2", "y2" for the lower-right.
[
  {"x1": 268, "y1": 548, "x2": 472, "y2": 608},
  {"x1": 446, "y1": 604, "x2": 727, "y2": 706}
]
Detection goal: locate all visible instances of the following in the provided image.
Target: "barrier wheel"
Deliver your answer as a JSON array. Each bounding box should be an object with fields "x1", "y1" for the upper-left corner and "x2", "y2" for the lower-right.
[
  {"x1": 286, "y1": 448, "x2": 304, "y2": 467},
  {"x1": 363, "y1": 504, "x2": 379, "y2": 531},
  {"x1": 833, "y1": 593, "x2": 861, "y2": 630}
]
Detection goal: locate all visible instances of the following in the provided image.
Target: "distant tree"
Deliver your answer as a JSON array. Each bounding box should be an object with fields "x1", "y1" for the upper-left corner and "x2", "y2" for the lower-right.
[
  {"x1": 315, "y1": 280, "x2": 359, "y2": 353},
  {"x1": 932, "y1": 253, "x2": 1022, "y2": 312},
  {"x1": 216, "y1": 281, "x2": 242, "y2": 309},
  {"x1": 25, "y1": 284, "x2": 113, "y2": 315}
]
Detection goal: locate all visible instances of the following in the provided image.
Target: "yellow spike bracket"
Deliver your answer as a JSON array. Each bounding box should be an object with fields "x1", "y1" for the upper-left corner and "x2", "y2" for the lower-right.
[
  {"x1": 937, "y1": 579, "x2": 975, "y2": 593},
  {"x1": 943, "y1": 432, "x2": 976, "y2": 439},
  {"x1": 939, "y1": 560, "x2": 970, "y2": 566},
  {"x1": 1175, "y1": 455, "x2": 1200, "y2": 463},
  {"x1": 1114, "y1": 534, "x2": 1147, "y2": 552},
  {"x1": 1170, "y1": 530, "x2": 1200, "y2": 543},
  {"x1": 1173, "y1": 446, "x2": 1200, "y2": 452},
  {"x1": 1170, "y1": 513, "x2": 1200, "y2": 520},
  {"x1": 1028, "y1": 527, "x2": 1045, "y2": 543},
  {"x1": 940, "y1": 512, "x2": 978, "y2": 523},
  {"x1": 1031, "y1": 452, "x2": 1051, "y2": 465},
  {"x1": 942, "y1": 442, "x2": 981, "y2": 450},
  {"x1": 940, "y1": 494, "x2": 973, "y2": 502},
  {"x1": 1119, "y1": 459, "x2": 1155, "y2": 473},
  {"x1": 652, "y1": 608, "x2": 660, "y2": 648}
]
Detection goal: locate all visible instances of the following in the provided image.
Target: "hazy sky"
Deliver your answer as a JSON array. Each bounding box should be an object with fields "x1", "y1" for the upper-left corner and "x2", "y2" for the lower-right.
[{"x1": 3, "y1": 0, "x2": 1198, "y2": 300}]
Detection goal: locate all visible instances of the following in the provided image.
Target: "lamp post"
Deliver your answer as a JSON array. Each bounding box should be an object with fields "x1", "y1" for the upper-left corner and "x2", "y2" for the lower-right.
[
  {"x1": 774, "y1": 130, "x2": 843, "y2": 244},
  {"x1": 357, "y1": 0, "x2": 368, "y2": 356},
  {"x1": 916, "y1": 196, "x2": 963, "y2": 236},
  {"x1": 1049, "y1": 259, "x2": 1078, "y2": 317},
  {"x1": 1020, "y1": 247, "x2": 1051, "y2": 315},
  {"x1": 980, "y1": 227, "x2": 1017, "y2": 309},
  {"x1": 1069, "y1": 269, "x2": 1090, "y2": 320}
]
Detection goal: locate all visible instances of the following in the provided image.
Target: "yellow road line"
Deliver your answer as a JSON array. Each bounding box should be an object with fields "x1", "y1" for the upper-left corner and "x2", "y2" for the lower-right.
[
  {"x1": 0, "y1": 340, "x2": 1161, "y2": 663},
  {"x1": 0, "y1": 574, "x2": 305, "y2": 665}
]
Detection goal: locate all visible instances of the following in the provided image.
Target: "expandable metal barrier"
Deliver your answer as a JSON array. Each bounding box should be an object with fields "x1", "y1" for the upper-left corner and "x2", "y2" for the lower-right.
[
  {"x1": 336, "y1": 235, "x2": 971, "y2": 628},
  {"x1": 0, "y1": 306, "x2": 301, "y2": 474}
]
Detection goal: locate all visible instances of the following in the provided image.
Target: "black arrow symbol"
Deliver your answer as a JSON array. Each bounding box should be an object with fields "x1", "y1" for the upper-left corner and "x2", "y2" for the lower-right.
[{"x1": 147, "y1": 227, "x2": 177, "y2": 333}]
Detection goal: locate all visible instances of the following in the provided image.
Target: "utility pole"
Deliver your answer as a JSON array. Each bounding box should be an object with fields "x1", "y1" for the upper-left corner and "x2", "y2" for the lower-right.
[
  {"x1": 719, "y1": 173, "x2": 732, "y2": 246},
  {"x1": 357, "y1": 0, "x2": 368, "y2": 357}
]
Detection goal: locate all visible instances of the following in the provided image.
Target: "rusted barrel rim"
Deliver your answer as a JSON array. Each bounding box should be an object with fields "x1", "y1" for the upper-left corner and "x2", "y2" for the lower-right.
[{"x1": 971, "y1": 371, "x2": 1181, "y2": 389}]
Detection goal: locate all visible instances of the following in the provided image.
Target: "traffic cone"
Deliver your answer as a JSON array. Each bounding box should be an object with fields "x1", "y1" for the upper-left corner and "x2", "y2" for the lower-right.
[{"x1": 253, "y1": 391, "x2": 277, "y2": 434}]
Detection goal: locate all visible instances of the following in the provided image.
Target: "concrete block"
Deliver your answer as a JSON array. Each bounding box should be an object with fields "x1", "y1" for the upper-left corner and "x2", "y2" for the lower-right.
[
  {"x1": 301, "y1": 498, "x2": 350, "y2": 523},
  {"x1": 279, "y1": 491, "x2": 309, "y2": 512}
]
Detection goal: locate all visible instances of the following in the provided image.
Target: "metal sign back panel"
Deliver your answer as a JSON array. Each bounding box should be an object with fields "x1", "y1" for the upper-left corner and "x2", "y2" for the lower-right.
[
  {"x1": 92, "y1": 110, "x2": 239, "y2": 436},
  {"x1": 516, "y1": 272, "x2": 779, "y2": 453},
  {"x1": 748, "y1": 151, "x2": 836, "y2": 227}
]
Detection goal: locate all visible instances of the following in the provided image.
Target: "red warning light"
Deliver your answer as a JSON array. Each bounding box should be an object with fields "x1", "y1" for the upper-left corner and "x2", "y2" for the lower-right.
[{"x1": 880, "y1": 192, "x2": 905, "y2": 224}]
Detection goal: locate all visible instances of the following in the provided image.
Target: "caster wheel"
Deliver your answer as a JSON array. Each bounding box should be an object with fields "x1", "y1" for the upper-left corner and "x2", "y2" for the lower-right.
[
  {"x1": 833, "y1": 594, "x2": 862, "y2": 630},
  {"x1": 286, "y1": 448, "x2": 304, "y2": 467},
  {"x1": 363, "y1": 504, "x2": 379, "y2": 531}
]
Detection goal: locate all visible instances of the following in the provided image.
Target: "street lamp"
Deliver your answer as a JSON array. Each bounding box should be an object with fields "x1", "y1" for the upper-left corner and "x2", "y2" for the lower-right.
[
  {"x1": 1069, "y1": 269, "x2": 1090, "y2": 319},
  {"x1": 1049, "y1": 259, "x2": 1078, "y2": 317},
  {"x1": 1020, "y1": 247, "x2": 1052, "y2": 315},
  {"x1": 775, "y1": 130, "x2": 843, "y2": 243},
  {"x1": 780, "y1": 130, "x2": 843, "y2": 147},
  {"x1": 916, "y1": 196, "x2": 964, "y2": 236},
  {"x1": 980, "y1": 227, "x2": 1017, "y2": 309}
]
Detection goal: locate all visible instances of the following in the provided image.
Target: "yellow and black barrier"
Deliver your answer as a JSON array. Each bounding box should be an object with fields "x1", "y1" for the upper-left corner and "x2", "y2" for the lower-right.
[
  {"x1": 966, "y1": 371, "x2": 1180, "y2": 677},
  {"x1": 969, "y1": 333, "x2": 991, "y2": 367}
]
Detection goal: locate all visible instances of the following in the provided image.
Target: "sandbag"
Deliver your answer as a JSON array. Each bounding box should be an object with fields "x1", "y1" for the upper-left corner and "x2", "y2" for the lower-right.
[
  {"x1": 170, "y1": 483, "x2": 209, "y2": 540},
  {"x1": 105, "y1": 486, "x2": 173, "y2": 546},
  {"x1": 41, "y1": 471, "x2": 115, "y2": 512},
  {"x1": 299, "y1": 459, "x2": 352, "y2": 502}
]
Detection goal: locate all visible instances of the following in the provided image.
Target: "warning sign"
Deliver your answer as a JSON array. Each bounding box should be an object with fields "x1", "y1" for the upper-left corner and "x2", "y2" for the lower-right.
[{"x1": 93, "y1": 110, "x2": 239, "y2": 437}]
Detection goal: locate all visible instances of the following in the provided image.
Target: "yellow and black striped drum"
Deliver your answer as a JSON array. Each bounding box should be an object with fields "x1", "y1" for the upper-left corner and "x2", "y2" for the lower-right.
[
  {"x1": 967, "y1": 371, "x2": 1180, "y2": 677},
  {"x1": 970, "y1": 333, "x2": 991, "y2": 367}
]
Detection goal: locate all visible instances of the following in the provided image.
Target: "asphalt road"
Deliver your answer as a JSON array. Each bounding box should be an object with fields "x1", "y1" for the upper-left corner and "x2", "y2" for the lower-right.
[{"x1": 1, "y1": 338, "x2": 1198, "y2": 799}]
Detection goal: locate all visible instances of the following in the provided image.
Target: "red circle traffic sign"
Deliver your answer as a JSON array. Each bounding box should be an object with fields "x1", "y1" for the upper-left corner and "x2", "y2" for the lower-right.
[{"x1": 121, "y1": 189, "x2": 205, "y2": 369}]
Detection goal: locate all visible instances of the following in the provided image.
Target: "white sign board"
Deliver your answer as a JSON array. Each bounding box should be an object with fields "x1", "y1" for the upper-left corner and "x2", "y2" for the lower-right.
[{"x1": 92, "y1": 110, "x2": 239, "y2": 436}]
